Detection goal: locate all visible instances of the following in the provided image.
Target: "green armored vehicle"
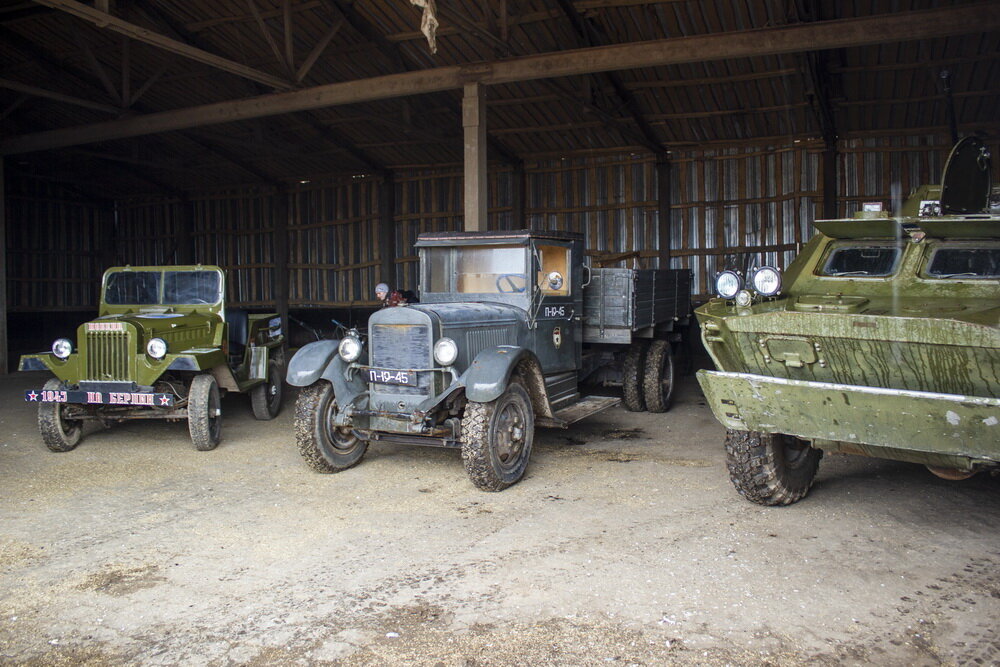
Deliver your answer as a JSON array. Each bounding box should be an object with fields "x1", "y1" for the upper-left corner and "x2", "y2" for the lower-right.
[
  {"x1": 696, "y1": 137, "x2": 999, "y2": 505},
  {"x1": 19, "y1": 265, "x2": 285, "y2": 451}
]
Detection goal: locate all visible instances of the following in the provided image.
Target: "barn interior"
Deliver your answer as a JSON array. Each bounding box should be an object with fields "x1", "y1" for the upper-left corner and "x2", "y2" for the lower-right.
[{"x1": 2, "y1": 0, "x2": 999, "y2": 370}]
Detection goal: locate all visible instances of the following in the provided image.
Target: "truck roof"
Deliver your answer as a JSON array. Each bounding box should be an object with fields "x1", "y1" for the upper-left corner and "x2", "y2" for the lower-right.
[{"x1": 415, "y1": 229, "x2": 583, "y2": 247}]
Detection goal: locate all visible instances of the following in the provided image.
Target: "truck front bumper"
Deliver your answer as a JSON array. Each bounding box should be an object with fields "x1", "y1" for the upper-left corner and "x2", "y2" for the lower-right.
[{"x1": 697, "y1": 370, "x2": 1000, "y2": 464}]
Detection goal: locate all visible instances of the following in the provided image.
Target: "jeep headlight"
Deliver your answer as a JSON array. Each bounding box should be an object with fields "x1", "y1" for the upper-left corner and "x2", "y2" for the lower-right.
[
  {"x1": 715, "y1": 270, "x2": 742, "y2": 299},
  {"x1": 433, "y1": 337, "x2": 458, "y2": 366},
  {"x1": 750, "y1": 266, "x2": 782, "y2": 297},
  {"x1": 51, "y1": 338, "x2": 73, "y2": 360},
  {"x1": 146, "y1": 337, "x2": 168, "y2": 360},
  {"x1": 338, "y1": 335, "x2": 362, "y2": 362}
]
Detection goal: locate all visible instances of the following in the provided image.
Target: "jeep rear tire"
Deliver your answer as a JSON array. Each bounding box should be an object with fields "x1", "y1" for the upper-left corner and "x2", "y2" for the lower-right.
[
  {"x1": 461, "y1": 381, "x2": 534, "y2": 491},
  {"x1": 295, "y1": 381, "x2": 367, "y2": 472},
  {"x1": 250, "y1": 358, "x2": 284, "y2": 420},
  {"x1": 725, "y1": 429, "x2": 822, "y2": 506},
  {"x1": 621, "y1": 340, "x2": 648, "y2": 412},
  {"x1": 38, "y1": 379, "x2": 83, "y2": 452},
  {"x1": 188, "y1": 374, "x2": 222, "y2": 451},
  {"x1": 643, "y1": 339, "x2": 676, "y2": 413}
]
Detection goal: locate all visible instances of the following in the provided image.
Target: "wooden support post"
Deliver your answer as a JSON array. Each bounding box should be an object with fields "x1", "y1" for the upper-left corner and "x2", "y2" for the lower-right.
[
  {"x1": 379, "y1": 172, "x2": 397, "y2": 286},
  {"x1": 823, "y1": 139, "x2": 838, "y2": 220},
  {"x1": 463, "y1": 82, "x2": 487, "y2": 232},
  {"x1": 0, "y1": 158, "x2": 6, "y2": 374},
  {"x1": 512, "y1": 161, "x2": 526, "y2": 228},
  {"x1": 656, "y1": 156, "x2": 672, "y2": 268},
  {"x1": 273, "y1": 187, "x2": 289, "y2": 342}
]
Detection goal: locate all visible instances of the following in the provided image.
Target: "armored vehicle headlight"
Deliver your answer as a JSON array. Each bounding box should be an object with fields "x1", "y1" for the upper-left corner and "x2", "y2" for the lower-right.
[
  {"x1": 433, "y1": 337, "x2": 459, "y2": 366},
  {"x1": 734, "y1": 290, "x2": 753, "y2": 308},
  {"x1": 751, "y1": 266, "x2": 782, "y2": 296},
  {"x1": 715, "y1": 271, "x2": 742, "y2": 299},
  {"x1": 51, "y1": 338, "x2": 73, "y2": 359},
  {"x1": 146, "y1": 338, "x2": 168, "y2": 360},
  {"x1": 338, "y1": 335, "x2": 362, "y2": 362}
]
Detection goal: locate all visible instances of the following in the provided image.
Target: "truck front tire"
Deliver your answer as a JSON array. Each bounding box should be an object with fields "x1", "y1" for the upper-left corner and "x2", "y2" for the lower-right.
[
  {"x1": 461, "y1": 381, "x2": 534, "y2": 491},
  {"x1": 622, "y1": 341, "x2": 648, "y2": 412},
  {"x1": 643, "y1": 339, "x2": 676, "y2": 413},
  {"x1": 38, "y1": 379, "x2": 83, "y2": 452},
  {"x1": 725, "y1": 429, "x2": 822, "y2": 506},
  {"x1": 251, "y1": 358, "x2": 284, "y2": 420},
  {"x1": 295, "y1": 381, "x2": 367, "y2": 472},
  {"x1": 188, "y1": 374, "x2": 222, "y2": 451}
]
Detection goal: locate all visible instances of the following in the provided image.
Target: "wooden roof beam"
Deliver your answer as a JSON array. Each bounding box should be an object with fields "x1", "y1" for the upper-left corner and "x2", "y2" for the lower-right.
[
  {"x1": 4, "y1": 2, "x2": 998, "y2": 155},
  {"x1": 33, "y1": 0, "x2": 295, "y2": 91}
]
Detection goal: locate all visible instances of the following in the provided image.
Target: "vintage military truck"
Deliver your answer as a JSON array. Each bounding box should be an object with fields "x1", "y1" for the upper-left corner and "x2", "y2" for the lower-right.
[
  {"x1": 287, "y1": 230, "x2": 690, "y2": 490},
  {"x1": 19, "y1": 265, "x2": 285, "y2": 451},
  {"x1": 696, "y1": 136, "x2": 1000, "y2": 505}
]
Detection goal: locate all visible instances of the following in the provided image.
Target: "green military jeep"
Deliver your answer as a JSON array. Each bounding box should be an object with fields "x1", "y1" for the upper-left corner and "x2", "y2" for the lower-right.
[
  {"x1": 19, "y1": 265, "x2": 285, "y2": 451},
  {"x1": 696, "y1": 137, "x2": 999, "y2": 505}
]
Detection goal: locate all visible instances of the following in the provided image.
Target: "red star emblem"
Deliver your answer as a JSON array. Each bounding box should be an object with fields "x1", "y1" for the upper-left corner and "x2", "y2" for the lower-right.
[
  {"x1": 159, "y1": 396, "x2": 171, "y2": 406},
  {"x1": 28, "y1": 391, "x2": 38, "y2": 401}
]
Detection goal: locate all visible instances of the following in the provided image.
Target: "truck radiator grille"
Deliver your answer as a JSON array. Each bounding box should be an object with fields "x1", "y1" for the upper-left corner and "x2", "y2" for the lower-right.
[
  {"x1": 370, "y1": 323, "x2": 432, "y2": 396},
  {"x1": 85, "y1": 331, "x2": 132, "y2": 381}
]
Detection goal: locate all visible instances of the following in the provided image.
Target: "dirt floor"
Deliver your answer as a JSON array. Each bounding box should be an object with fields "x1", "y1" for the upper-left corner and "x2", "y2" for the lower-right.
[{"x1": 1, "y1": 367, "x2": 998, "y2": 666}]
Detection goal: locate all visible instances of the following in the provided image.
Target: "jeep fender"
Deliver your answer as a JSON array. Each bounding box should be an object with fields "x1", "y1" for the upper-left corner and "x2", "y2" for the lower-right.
[
  {"x1": 286, "y1": 339, "x2": 368, "y2": 410},
  {"x1": 460, "y1": 346, "x2": 552, "y2": 418}
]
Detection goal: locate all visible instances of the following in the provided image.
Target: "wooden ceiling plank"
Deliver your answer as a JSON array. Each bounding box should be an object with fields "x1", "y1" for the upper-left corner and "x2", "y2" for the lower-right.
[{"x1": 4, "y1": 2, "x2": 998, "y2": 155}]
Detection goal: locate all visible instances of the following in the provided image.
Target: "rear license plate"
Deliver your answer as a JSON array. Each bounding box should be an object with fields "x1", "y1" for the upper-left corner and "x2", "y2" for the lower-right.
[{"x1": 367, "y1": 369, "x2": 417, "y2": 387}]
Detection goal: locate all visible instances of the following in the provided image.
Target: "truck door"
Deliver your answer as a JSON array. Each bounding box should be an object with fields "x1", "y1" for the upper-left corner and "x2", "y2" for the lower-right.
[{"x1": 530, "y1": 241, "x2": 580, "y2": 375}]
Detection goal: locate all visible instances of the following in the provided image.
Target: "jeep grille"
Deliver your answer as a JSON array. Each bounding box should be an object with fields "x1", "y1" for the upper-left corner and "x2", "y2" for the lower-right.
[
  {"x1": 85, "y1": 330, "x2": 132, "y2": 381},
  {"x1": 370, "y1": 323, "x2": 432, "y2": 396}
]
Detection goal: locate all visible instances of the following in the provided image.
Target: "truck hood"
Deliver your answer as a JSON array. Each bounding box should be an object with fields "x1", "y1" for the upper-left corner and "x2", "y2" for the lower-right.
[{"x1": 404, "y1": 302, "x2": 525, "y2": 328}]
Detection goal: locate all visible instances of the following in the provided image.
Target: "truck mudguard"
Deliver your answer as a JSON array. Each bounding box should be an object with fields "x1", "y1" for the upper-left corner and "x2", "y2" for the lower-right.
[
  {"x1": 286, "y1": 340, "x2": 340, "y2": 387},
  {"x1": 461, "y1": 345, "x2": 541, "y2": 404}
]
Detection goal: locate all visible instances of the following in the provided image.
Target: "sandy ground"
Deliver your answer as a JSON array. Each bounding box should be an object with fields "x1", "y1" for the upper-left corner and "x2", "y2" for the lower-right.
[{"x1": 1, "y1": 368, "x2": 998, "y2": 666}]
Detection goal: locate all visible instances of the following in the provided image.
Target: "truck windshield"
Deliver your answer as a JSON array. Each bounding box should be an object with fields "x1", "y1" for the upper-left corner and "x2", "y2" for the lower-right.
[
  {"x1": 104, "y1": 270, "x2": 221, "y2": 305},
  {"x1": 819, "y1": 244, "x2": 902, "y2": 277},
  {"x1": 425, "y1": 245, "x2": 528, "y2": 294},
  {"x1": 925, "y1": 247, "x2": 1000, "y2": 279}
]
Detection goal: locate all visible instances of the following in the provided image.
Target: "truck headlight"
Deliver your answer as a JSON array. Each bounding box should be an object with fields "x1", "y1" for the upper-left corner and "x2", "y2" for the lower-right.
[
  {"x1": 51, "y1": 338, "x2": 73, "y2": 359},
  {"x1": 750, "y1": 266, "x2": 782, "y2": 296},
  {"x1": 146, "y1": 338, "x2": 168, "y2": 360},
  {"x1": 338, "y1": 335, "x2": 362, "y2": 362},
  {"x1": 715, "y1": 270, "x2": 742, "y2": 299},
  {"x1": 433, "y1": 337, "x2": 458, "y2": 366}
]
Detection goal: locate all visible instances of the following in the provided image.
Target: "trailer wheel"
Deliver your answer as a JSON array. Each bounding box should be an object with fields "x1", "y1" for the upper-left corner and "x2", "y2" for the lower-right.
[
  {"x1": 462, "y1": 381, "x2": 534, "y2": 491},
  {"x1": 621, "y1": 340, "x2": 648, "y2": 412},
  {"x1": 38, "y1": 379, "x2": 83, "y2": 452},
  {"x1": 725, "y1": 429, "x2": 821, "y2": 506},
  {"x1": 250, "y1": 358, "x2": 284, "y2": 420},
  {"x1": 188, "y1": 374, "x2": 222, "y2": 451},
  {"x1": 643, "y1": 339, "x2": 676, "y2": 413},
  {"x1": 295, "y1": 381, "x2": 367, "y2": 472}
]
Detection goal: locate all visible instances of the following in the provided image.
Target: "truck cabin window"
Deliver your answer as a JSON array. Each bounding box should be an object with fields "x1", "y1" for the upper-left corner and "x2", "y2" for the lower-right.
[
  {"x1": 425, "y1": 245, "x2": 528, "y2": 294},
  {"x1": 105, "y1": 271, "x2": 161, "y2": 305},
  {"x1": 164, "y1": 271, "x2": 222, "y2": 303},
  {"x1": 819, "y1": 244, "x2": 902, "y2": 277},
  {"x1": 536, "y1": 244, "x2": 571, "y2": 296},
  {"x1": 925, "y1": 247, "x2": 1000, "y2": 279}
]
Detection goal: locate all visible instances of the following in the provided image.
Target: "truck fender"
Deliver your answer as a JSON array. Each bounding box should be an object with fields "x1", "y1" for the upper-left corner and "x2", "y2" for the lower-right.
[
  {"x1": 461, "y1": 346, "x2": 552, "y2": 418},
  {"x1": 286, "y1": 340, "x2": 340, "y2": 387}
]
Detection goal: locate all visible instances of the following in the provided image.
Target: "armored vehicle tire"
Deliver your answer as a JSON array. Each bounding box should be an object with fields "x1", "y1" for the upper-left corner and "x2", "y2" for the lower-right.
[
  {"x1": 250, "y1": 358, "x2": 284, "y2": 420},
  {"x1": 725, "y1": 429, "x2": 822, "y2": 506},
  {"x1": 622, "y1": 341, "x2": 648, "y2": 412},
  {"x1": 188, "y1": 374, "x2": 222, "y2": 451},
  {"x1": 38, "y1": 379, "x2": 83, "y2": 452},
  {"x1": 295, "y1": 381, "x2": 367, "y2": 473},
  {"x1": 643, "y1": 339, "x2": 676, "y2": 413},
  {"x1": 461, "y1": 381, "x2": 534, "y2": 491}
]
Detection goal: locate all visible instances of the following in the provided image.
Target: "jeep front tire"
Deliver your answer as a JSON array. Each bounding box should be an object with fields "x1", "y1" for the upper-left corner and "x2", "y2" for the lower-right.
[
  {"x1": 295, "y1": 381, "x2": 367, "y2": 472},
  {"x1": 188, "y1": 374, "x2": 222, "y2": 451},
  {"x1": 725, "y1": 429, "x2": 822, "y2": 505},
  {"x1": 38, "y1": 379, "x2": 83, "y2": 452},
  {"x1": 461, "y1": 381, "x2": 534, "y2": 491}
]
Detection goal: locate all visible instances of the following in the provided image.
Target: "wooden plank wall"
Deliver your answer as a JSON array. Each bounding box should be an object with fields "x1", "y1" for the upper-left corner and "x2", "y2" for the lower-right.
[{"x1": 115, "y1": 197, "x2": 183, "y2": 266}]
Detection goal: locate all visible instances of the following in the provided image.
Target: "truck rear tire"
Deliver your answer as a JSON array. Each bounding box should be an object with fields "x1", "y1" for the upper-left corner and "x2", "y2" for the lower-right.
[
  {"x1": 461, "y1": 381, "x2": 534, "y2": 491},
  {"x1": 643, "y1": 339, "x2": 676, "y2": 413},
  {"x1": 38, "y1": 379, "x2": 83, "y2": 452},
  {"x1": 725, "y1": 429, "x2": 822, "y2": 506},
  {"x1": 188, "y1": 374, "x2": 222, "y2": 451},
  {"x1": 622, "y1": 341, "x2": 648, "y2": 412},
  {"x1": 295, "y1": 381, "x2": 367, "y2": 472},
  {"x1": 250, "y1": 358, "x2": 284, "y2": 420}
]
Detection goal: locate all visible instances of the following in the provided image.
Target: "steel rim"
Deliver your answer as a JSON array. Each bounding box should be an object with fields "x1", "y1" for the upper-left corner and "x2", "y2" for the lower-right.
[
  {"x1": 323, "y1": 395, "x2": 357, "y2": 452},
  {"x1": 494, "y1": 397, "x2": 527, "y2": 471}
]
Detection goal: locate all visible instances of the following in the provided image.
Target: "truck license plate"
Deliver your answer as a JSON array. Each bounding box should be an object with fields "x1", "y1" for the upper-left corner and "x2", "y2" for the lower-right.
[{"x1": 367, "y1": 369, "x2": 417, "y2": 387}]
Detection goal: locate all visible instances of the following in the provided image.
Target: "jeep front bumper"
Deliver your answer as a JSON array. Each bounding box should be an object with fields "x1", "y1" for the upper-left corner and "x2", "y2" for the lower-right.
[{"x1": 697, "y1": 370, "x2": 1000, "y2": 463}]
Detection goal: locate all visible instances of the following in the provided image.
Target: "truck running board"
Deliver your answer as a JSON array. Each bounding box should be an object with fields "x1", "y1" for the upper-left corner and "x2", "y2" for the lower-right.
[{"x1": 537, "y1": 395, "x2": 620, "y2": 429}]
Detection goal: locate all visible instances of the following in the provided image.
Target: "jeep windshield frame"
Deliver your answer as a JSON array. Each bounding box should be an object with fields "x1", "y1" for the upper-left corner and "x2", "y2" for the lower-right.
[{"x1": 101, "y1": 266, "x2": 225, "y2": 313}]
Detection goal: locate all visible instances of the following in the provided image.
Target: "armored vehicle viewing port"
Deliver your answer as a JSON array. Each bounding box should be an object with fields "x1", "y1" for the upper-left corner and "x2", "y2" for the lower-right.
[
  {"x1": 696, "y1": 137, "x2": 1000, "y2": 505},
  {"x1": 20, "y1": 265, "x2": 286, "y2": 451},
  {"x1": 288, "y1": 230, "x2": 691, "y2": 490}
]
